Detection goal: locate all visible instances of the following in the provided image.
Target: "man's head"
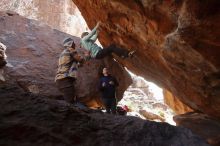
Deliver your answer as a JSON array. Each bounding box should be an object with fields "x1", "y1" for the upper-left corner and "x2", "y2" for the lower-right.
[
  {"x1": 63, "y1": 37, "x2": 76, "y2": 53},
  {"x1": 81, "y1": 32, "x2": 89, "y2": 38},
  {"x1": 102, "y1": 67, "x2": 109, "y2": 76}
]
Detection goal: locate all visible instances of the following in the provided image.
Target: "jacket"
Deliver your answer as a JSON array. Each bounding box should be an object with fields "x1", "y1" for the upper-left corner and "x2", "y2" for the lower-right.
[
  {"x1": 55, "y1": 48, "x2": 83, "y2": 81},
  {"x1": 99, "y1": 75, "x2": 119, "y2": 98}
]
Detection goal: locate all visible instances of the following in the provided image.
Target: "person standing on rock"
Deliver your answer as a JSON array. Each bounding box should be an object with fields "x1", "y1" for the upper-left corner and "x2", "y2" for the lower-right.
[
  {"x1": 81, "y1": 21, "x2": 135, "y2": 59},
  {"x1": 99, "y1": 67, "x2": 119, "y2": 114},
  {"x1": 0, "y1": 42, "x2": 7, "y2": 82},
  {"x1": 0, "y1": 42, "x2": 7, "y2": 68},
  {"x1": 55, "y1": 38, "x2": 86, "y2": 107}
]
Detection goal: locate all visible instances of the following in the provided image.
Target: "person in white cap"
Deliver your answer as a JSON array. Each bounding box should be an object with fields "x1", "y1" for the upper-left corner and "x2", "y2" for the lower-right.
[{"x1": 55, "y1": 38, "x2": 86, "y2": 108}]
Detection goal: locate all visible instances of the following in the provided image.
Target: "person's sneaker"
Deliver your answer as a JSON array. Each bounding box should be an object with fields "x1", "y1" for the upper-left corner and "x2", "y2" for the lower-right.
[{"x1": 128, "y1": 50, "x2": 136, "y2": 58}]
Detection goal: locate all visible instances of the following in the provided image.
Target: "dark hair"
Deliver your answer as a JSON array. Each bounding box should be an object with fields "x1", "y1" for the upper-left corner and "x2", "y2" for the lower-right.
[{"x1": 98, "y1": 66, "x2": 106, "y2": 77}]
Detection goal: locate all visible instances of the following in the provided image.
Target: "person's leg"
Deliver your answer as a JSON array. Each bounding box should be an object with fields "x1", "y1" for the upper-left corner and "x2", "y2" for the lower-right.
[
  {"x1": 56, "y1": 78, "x2": 76, "y2": 103},
  {"x1": 95, "y1": 44, "x2": 130, "y2": 59},
  {"x1": 107, "y1": 44, "x2": 130, "y2": 58},
  {"x1": 59, "y1": 86, "x2": 75, "y2": 103},
  {"x1": 102, "y1": 97, "x2": 111, "y2": 114},
  {"x1": 110, "y1": 98, "x2": 117, "y2": 114},
  {"x1": 95, "y1": 47, "x2": 112, "y2": 59}
]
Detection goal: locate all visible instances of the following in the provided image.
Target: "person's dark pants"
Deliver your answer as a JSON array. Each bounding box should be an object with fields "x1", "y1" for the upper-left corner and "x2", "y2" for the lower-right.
[
  {"x1": 101, "y1": 97, "x2": 117, "y2": 114},
  {"x1": 95, "y1": 44, "x2": 129, "y2": 59},
  {"x1": 56, "y1": 77, "x2": 76, "y2": 103}
]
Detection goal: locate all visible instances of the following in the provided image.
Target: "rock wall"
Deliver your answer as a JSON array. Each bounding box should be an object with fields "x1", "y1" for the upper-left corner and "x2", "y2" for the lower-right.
[
  {"x1": 0, "y1": 83, "x2": 209, "y2": 146},
  {"x1": 174, "y1": 112, "x2": 220, "y2": 146},
  {"x1": 0, "y1": 0, "x2": 88, "y2": 36},
  {"x1": 0, "y1": 11, "x2": 131, "y2": 106},
  {"x1": 72, "y1": 0, "x2": 220, "y2": 118},
  {"x1": 163, "y1": 89, "x2": 193, "y2": 114}
]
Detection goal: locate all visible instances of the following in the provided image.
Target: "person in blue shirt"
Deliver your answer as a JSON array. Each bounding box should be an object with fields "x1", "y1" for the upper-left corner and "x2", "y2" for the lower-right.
[
  {"x1": 81, "y1": 21, "x2": 135, "y2": 59},
  {"x1": 99, "y1": 67, "x2": 119, "y2": 114}
]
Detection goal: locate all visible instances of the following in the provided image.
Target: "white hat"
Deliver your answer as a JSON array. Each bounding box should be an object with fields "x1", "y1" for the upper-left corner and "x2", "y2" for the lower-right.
[{"x1": 63, "y1": 38, "x2": 74, "y2": 48}]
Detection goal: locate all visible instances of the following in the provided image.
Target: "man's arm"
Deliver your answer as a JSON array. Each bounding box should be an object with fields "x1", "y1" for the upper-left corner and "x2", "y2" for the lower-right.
[
  {"x1": 99, "y1": 79, "x2": 106, "y2": 91},
  {"x1": 82, "y1": 22, "x2": 100, "y2": 41},
  {"x1": 72, "y1": 52, "x2": 85, "y2": 63},
  {"x1": 90, "y1": 30, "x2": 98, "y2": 42}
]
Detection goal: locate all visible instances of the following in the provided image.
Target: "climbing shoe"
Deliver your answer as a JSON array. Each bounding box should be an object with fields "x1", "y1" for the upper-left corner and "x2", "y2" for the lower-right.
[{"x1": 128, "y1": 50, "x2": 136, "y2": 58}]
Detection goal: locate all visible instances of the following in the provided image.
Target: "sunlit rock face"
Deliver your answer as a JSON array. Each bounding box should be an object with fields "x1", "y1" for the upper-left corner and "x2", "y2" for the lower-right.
[
  {"x1": 0, "y1": 0, "x2": 88, "y2": 36},
  {"x1": 0, "y1": 11, "x2": 131, "y2": 106},
  {"x1": 73, "y1": 0, "x2": 220, "y2": 118},
  {"x1": 163, "y1": 89, "x2": 193, "y2": 114}
]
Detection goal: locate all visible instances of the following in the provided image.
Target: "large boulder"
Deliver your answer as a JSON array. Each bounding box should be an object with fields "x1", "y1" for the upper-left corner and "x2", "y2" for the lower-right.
[
  {"x1": 72, "y1": 0, "x2": 220, "y2": 118},
  {"x1": 0, "y1": 0, "x2": 88, "y2": 36},
  {"x1": 139, "y1": 109, "x2": 165, "y2": 122},
  {"x1": 0, "y1": 11, "x2": 131, "y2": 106},
  {"x1": 174, "y1": 112, "x2": 220, "y2": 146},
  {"x1": 0, "y1": 83, "x2": 209, "y2": 146}
]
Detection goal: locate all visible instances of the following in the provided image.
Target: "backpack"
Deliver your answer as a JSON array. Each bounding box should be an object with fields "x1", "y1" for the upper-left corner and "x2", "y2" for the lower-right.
[{"x1": 116, "y1": 106, "x2": 127, "y2": 115}]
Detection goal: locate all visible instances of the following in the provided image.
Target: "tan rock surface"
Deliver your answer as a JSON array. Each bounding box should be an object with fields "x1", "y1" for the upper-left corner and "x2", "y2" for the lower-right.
[
  {"x1": 0, "y1": 0, "x2": 88, "y2": 36},
  {"x1": 139, "y1": 109, "x2": 165, "y2": 122},
  {"x1": 163, "y1": 89, "x2": 193, "y2": 114},
  {"x1": 73, "y1": 0, "x2": 220, "y2": 118},
  {"x1": 0, "y1": 11, "x2": 131, "y2": 106}
]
